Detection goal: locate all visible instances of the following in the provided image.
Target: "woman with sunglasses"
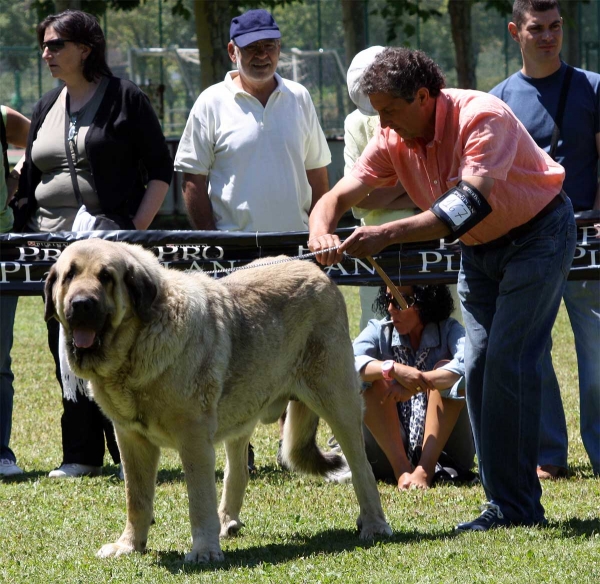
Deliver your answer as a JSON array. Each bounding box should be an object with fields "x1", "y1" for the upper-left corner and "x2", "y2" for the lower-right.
[
  {"x1": 352, "y1": 284, "x2": 475, "y2": 490},
  {"x1": 17, "y1": 10, "x2": 172, "y2": 479}
]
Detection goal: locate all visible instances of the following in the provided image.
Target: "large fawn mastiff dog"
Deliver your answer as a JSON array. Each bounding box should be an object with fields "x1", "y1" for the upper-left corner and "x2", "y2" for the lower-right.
[{"x1": 44, "y1": 239, "x2": 391, "y2": 563}]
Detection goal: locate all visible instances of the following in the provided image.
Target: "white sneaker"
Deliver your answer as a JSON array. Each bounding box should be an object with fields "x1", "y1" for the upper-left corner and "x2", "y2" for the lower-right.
[
  {"x1": 0, "y1": 459, "x2": 24, "y2": 477},
  {"x1": 48, "y1": 463, "x2": 102, "y2": 478}
]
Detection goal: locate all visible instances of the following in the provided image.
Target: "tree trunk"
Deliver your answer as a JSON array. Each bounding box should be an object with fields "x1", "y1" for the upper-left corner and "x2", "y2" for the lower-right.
[
  {"x1": 194, "y1": 0, "x2": 234, "y2": 91},
  {"x1": 341, "y1": 0, "x2": 367, "y2": 67},
  {"x1": 448, "y1": 0, "x2": 476, "y2": 89},
  {"x1": 561, "y1": 0, "x2": 581, "y2": 67}
]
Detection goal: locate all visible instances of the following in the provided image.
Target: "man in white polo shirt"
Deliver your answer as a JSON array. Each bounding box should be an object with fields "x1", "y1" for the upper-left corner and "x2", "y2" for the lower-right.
[
  {"x1": 174, "y1": 8, "x2": 331, "y2": 233},
  {"x1": 174, "y1": 8, "x2": 331, "y2": 472}
]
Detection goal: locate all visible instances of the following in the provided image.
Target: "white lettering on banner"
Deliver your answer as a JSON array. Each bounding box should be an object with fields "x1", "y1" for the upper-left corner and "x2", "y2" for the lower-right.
[
  {"x1": 580, "y1": 226, "x2": 597, "y2": 246},
  {"x1": 325, "y1": 263, "x2": 350, "y2": 276},
  {"x1": 185, "y1": 261, "x2": 205, "y2": 273},
  {"x1": 573, "y1": 246, "x2": 586, "y2": 260},
  {"x1": 16, "y1": 247, "x2": 62, "y2": 262},
  {"x1": 437, "y1": 238, "x2": 460, "y2": 251},
  {"x1": 419, "y1": 251, "x2": 460, "y2": 273},
  {"x1": 154, "y1": 245, "x2": 225, "y2": 262},
  {"x1": 41, "y1": 248, "x2": 61, "y2": 261},
  {"x1": 155, "y1": 245, "x2": 178, "y2": 261},
  {"x1": 17, "y1": 247, "x2": 39, "y2": 261},
  {"x1": 419, "y1": 251, "x2": 442, "y2": 273},
  {"x1": 1, "y1": 262, "x2": 20, "y2": 283},
  {"x1": 590, "y1": 249, "x2": 599, "y2": 267},
  {"x1": 351, "y1": 258, "x2": 376, "y2": 276},
  {"x1": 0, "y1": 263, "x2": 44, "y2": 284}
]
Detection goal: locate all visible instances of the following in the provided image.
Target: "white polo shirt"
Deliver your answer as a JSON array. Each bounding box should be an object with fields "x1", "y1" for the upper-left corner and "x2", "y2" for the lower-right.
[{"x1": 174, "y1": 71, "x2": 331, "y2": 232}]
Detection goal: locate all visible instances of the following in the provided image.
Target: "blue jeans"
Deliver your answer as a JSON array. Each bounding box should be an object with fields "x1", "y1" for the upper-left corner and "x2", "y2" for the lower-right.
[
  {"x1": 458, "y1": 199, "x2": 576, "y2": 523},
  {"x1": 0, "y1": 295, "x2": 18, "y2": 462},
  {"x1": 539, "y1": 279, "x2": 600, "y2": 475}
]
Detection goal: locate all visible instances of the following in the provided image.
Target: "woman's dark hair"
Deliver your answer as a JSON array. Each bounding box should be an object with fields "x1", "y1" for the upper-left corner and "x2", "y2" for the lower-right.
[
  {"x1": 359, "y1": 47, "x2": 446, "y2": 102},
  {"x1": 37, "y1": 10, "x2": 112, "y2": 82},
  {"x1": 373, "y1": 284, "x2": 455, "y2": 326}
]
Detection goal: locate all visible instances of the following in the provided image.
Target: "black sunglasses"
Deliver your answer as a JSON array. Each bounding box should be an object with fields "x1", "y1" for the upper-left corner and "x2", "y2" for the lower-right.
[
  {"x1": 41, "y1": 39, "x2": 72, "y2": 53},
  {"x1": 385, "y1": 292, "x2": 416, "y2": 310}
]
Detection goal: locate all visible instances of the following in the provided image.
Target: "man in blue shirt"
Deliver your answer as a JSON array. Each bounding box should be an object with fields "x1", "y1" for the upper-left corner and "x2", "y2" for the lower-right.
[{"x1": 491, "y1": 0, "x2": 600, "y2": 478}]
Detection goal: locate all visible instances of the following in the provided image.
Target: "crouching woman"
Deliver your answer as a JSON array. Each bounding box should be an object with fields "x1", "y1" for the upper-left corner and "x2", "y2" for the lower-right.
[{"x1": 354, "y1": 284, "x2": 475, "y2": 490}]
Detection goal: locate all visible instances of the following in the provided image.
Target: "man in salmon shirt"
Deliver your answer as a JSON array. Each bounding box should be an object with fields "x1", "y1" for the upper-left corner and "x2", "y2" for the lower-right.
[{"x1": 308, "y1": 47, "x2": 577, "y2": 531}]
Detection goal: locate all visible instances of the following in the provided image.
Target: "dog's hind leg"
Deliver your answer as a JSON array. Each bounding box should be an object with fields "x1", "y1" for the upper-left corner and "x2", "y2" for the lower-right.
[
  {"x1": 218, "y1": 434, "x2": 252, "y2": 538},
  {"x1": 300, "y1": 379, "x2": 392, "y2": 540},
  {"x1": 97, "y1": 429, "x2": 160, "y2": 559},
  {"x1": 323, "y1": 406, "x2": 392, "y2": 539}
]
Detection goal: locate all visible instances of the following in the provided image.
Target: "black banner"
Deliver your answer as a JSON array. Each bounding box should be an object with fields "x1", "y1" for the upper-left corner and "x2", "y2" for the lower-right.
[{"x1": 1, "y1": 212, "x2": 598, "y2": 295}]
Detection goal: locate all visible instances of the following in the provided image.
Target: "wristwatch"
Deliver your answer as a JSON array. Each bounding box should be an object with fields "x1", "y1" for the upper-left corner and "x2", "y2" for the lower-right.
[{"x1": 381, "y1": 360, "x2": 395, "y2": 381}]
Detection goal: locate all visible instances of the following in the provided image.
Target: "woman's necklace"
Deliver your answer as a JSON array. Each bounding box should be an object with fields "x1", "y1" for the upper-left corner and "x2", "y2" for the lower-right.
[{"x1": 66, "y1": 93, "x2": 91, "y2": 159}]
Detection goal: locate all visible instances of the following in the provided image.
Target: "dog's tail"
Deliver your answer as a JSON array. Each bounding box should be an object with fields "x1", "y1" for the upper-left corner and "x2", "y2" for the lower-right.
[{"x1": 281, "y1": 401, "x2": 344, "y2": 476}]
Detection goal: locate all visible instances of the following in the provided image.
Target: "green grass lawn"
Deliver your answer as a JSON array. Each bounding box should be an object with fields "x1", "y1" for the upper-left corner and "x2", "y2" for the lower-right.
[{"x1": 1, "y1": 290, "x2": 599, "y2": 583}]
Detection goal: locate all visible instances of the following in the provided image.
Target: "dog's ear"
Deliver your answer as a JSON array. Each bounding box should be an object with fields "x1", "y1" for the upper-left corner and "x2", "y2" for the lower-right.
[
  {"x1": 124, "y1": 263, "x2": 158, "y2": 323},
  {"x1": 43, "y1": 265, "x2": 58, "y2": 322}
]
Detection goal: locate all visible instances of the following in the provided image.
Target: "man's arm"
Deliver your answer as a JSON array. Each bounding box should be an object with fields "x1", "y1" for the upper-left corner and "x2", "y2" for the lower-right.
[
  {"x1": 355, "y1": 183, "x2": 409, "y2": 210},
  {"x1": 309, "y1": 175, "x2": 494, "y2": 265},
  {"x1": 132, "y1": 180, "x2": 170, "y2": 230},
  {"x1": 5, "y1": 107, "x2": 30, "y2": 148},
  {"x1": 181, "y1": 172, "x2": 216, "y2": 230},
  {"x1": 5, "y1": 107, "x2": 31, "y2": 201},
  {"x1": 306, "y1": 166, "x2": 329, "y2": 212}
]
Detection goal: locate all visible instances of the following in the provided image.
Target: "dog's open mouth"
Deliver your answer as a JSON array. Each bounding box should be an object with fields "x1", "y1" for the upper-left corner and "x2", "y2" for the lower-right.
[{"x1": 72, "y1": 327, "x2": 98, "y2": 349}]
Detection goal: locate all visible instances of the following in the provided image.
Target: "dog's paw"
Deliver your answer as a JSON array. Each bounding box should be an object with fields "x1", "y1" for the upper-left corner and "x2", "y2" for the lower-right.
[
  {"x1": 184, "y1": 545, "x2": 225, "y2": 563},
  {"x1": 357, "y1": 517, "x2": 393, "y2": 540},
  {"x1": 220, "y1": 519, "x2": 244, "y2": 538},
  {"x1": 97, "y1": 542, "x2": 136, "y2": 559}
]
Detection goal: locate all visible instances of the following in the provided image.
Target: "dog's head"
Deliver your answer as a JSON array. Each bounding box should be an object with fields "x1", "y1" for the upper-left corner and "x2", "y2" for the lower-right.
[{"x1": 45, "y1": 239, "x2": 159, "y2": 375}]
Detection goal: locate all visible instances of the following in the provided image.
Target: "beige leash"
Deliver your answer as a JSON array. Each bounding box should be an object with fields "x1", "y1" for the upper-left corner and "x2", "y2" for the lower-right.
[{"x1": 366, "y1": 255, "x2": 408, "y2": 310}]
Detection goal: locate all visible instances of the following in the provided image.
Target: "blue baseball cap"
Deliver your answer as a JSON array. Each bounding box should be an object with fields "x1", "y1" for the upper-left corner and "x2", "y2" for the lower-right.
[{"x1": 230, "y1": 9, "x2": 281, "y2": 48}]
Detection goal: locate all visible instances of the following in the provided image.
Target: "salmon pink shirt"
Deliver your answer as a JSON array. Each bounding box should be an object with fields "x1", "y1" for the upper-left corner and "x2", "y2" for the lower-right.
[{"x1": 351, "y1": 89, "x2": 565, "y2": 245}]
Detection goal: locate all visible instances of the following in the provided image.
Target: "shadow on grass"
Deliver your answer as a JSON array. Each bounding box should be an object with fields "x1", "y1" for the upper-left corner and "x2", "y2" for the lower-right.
[
  {"x1": 152, "y1": 527, "x2": 446, "y2": 574},
  {"x1": 563, "y1": 463, "x2": 599, "y2": 479},
  {"x1": 550, "y1": 517, "x2": 600, "y2": 538}
]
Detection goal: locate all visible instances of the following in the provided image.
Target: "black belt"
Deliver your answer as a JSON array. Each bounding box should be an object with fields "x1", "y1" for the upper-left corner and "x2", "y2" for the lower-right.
[{"x1": 478, "y1": 192, "x2": 567, "y2": 250}]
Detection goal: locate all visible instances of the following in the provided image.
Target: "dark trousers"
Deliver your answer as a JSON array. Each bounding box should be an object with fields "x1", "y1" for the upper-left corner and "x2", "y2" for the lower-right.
[{"x1": 46, "y1": 317, "x2": 120, "y2": 467}]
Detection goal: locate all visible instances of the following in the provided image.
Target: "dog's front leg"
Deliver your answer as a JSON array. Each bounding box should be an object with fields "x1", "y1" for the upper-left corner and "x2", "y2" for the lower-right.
[
  {"x1": 97, "y1": 429, "x2": 160, "y2": 558},
  {"x1": 178, "y1": 425, "x2": 224, "y2": 563}
]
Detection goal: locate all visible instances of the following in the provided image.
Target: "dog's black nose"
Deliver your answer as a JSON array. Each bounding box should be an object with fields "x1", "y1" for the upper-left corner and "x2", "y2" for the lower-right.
[{"x1": 71, "y1": 295, "x2": 96, "y2": 314}]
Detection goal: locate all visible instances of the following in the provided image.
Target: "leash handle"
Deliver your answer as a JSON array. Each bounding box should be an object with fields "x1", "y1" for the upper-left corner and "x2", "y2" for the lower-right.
[{"x1": 366, "y1": 255, "x2": 408, "y2": 310}]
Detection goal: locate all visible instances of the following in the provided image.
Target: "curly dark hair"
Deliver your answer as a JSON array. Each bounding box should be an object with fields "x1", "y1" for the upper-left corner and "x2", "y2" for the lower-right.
[
  {"x1": 359, "y1": 47, "x2": 446, "y2": 102},
  {"x1": 372, "y1": 284, "x2": 455, "y2": 326},
  {"x1": 512, "y1": 0, "x2": 561, "y2": 29},
  {"x1": 37, "y1": 10, "x2": 112, "y2": 82}
]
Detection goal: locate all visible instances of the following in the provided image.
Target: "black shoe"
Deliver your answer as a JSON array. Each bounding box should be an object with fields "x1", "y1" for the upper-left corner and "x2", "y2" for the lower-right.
[
  {"x1": 247, "y1": 443, "x2": 256, "y2": 473},
  {"x1": 455, "y1": 503, "x2": 512, "y2": 532}
]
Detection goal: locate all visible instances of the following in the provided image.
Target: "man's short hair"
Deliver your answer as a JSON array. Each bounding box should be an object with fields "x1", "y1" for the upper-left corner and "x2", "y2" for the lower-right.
[
  {"x1": 359, "y1": 47, "x2": 446, "y2": 102},
  {"x1": 512, "y1": 0, "x2": 561, "y2": 29}
]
